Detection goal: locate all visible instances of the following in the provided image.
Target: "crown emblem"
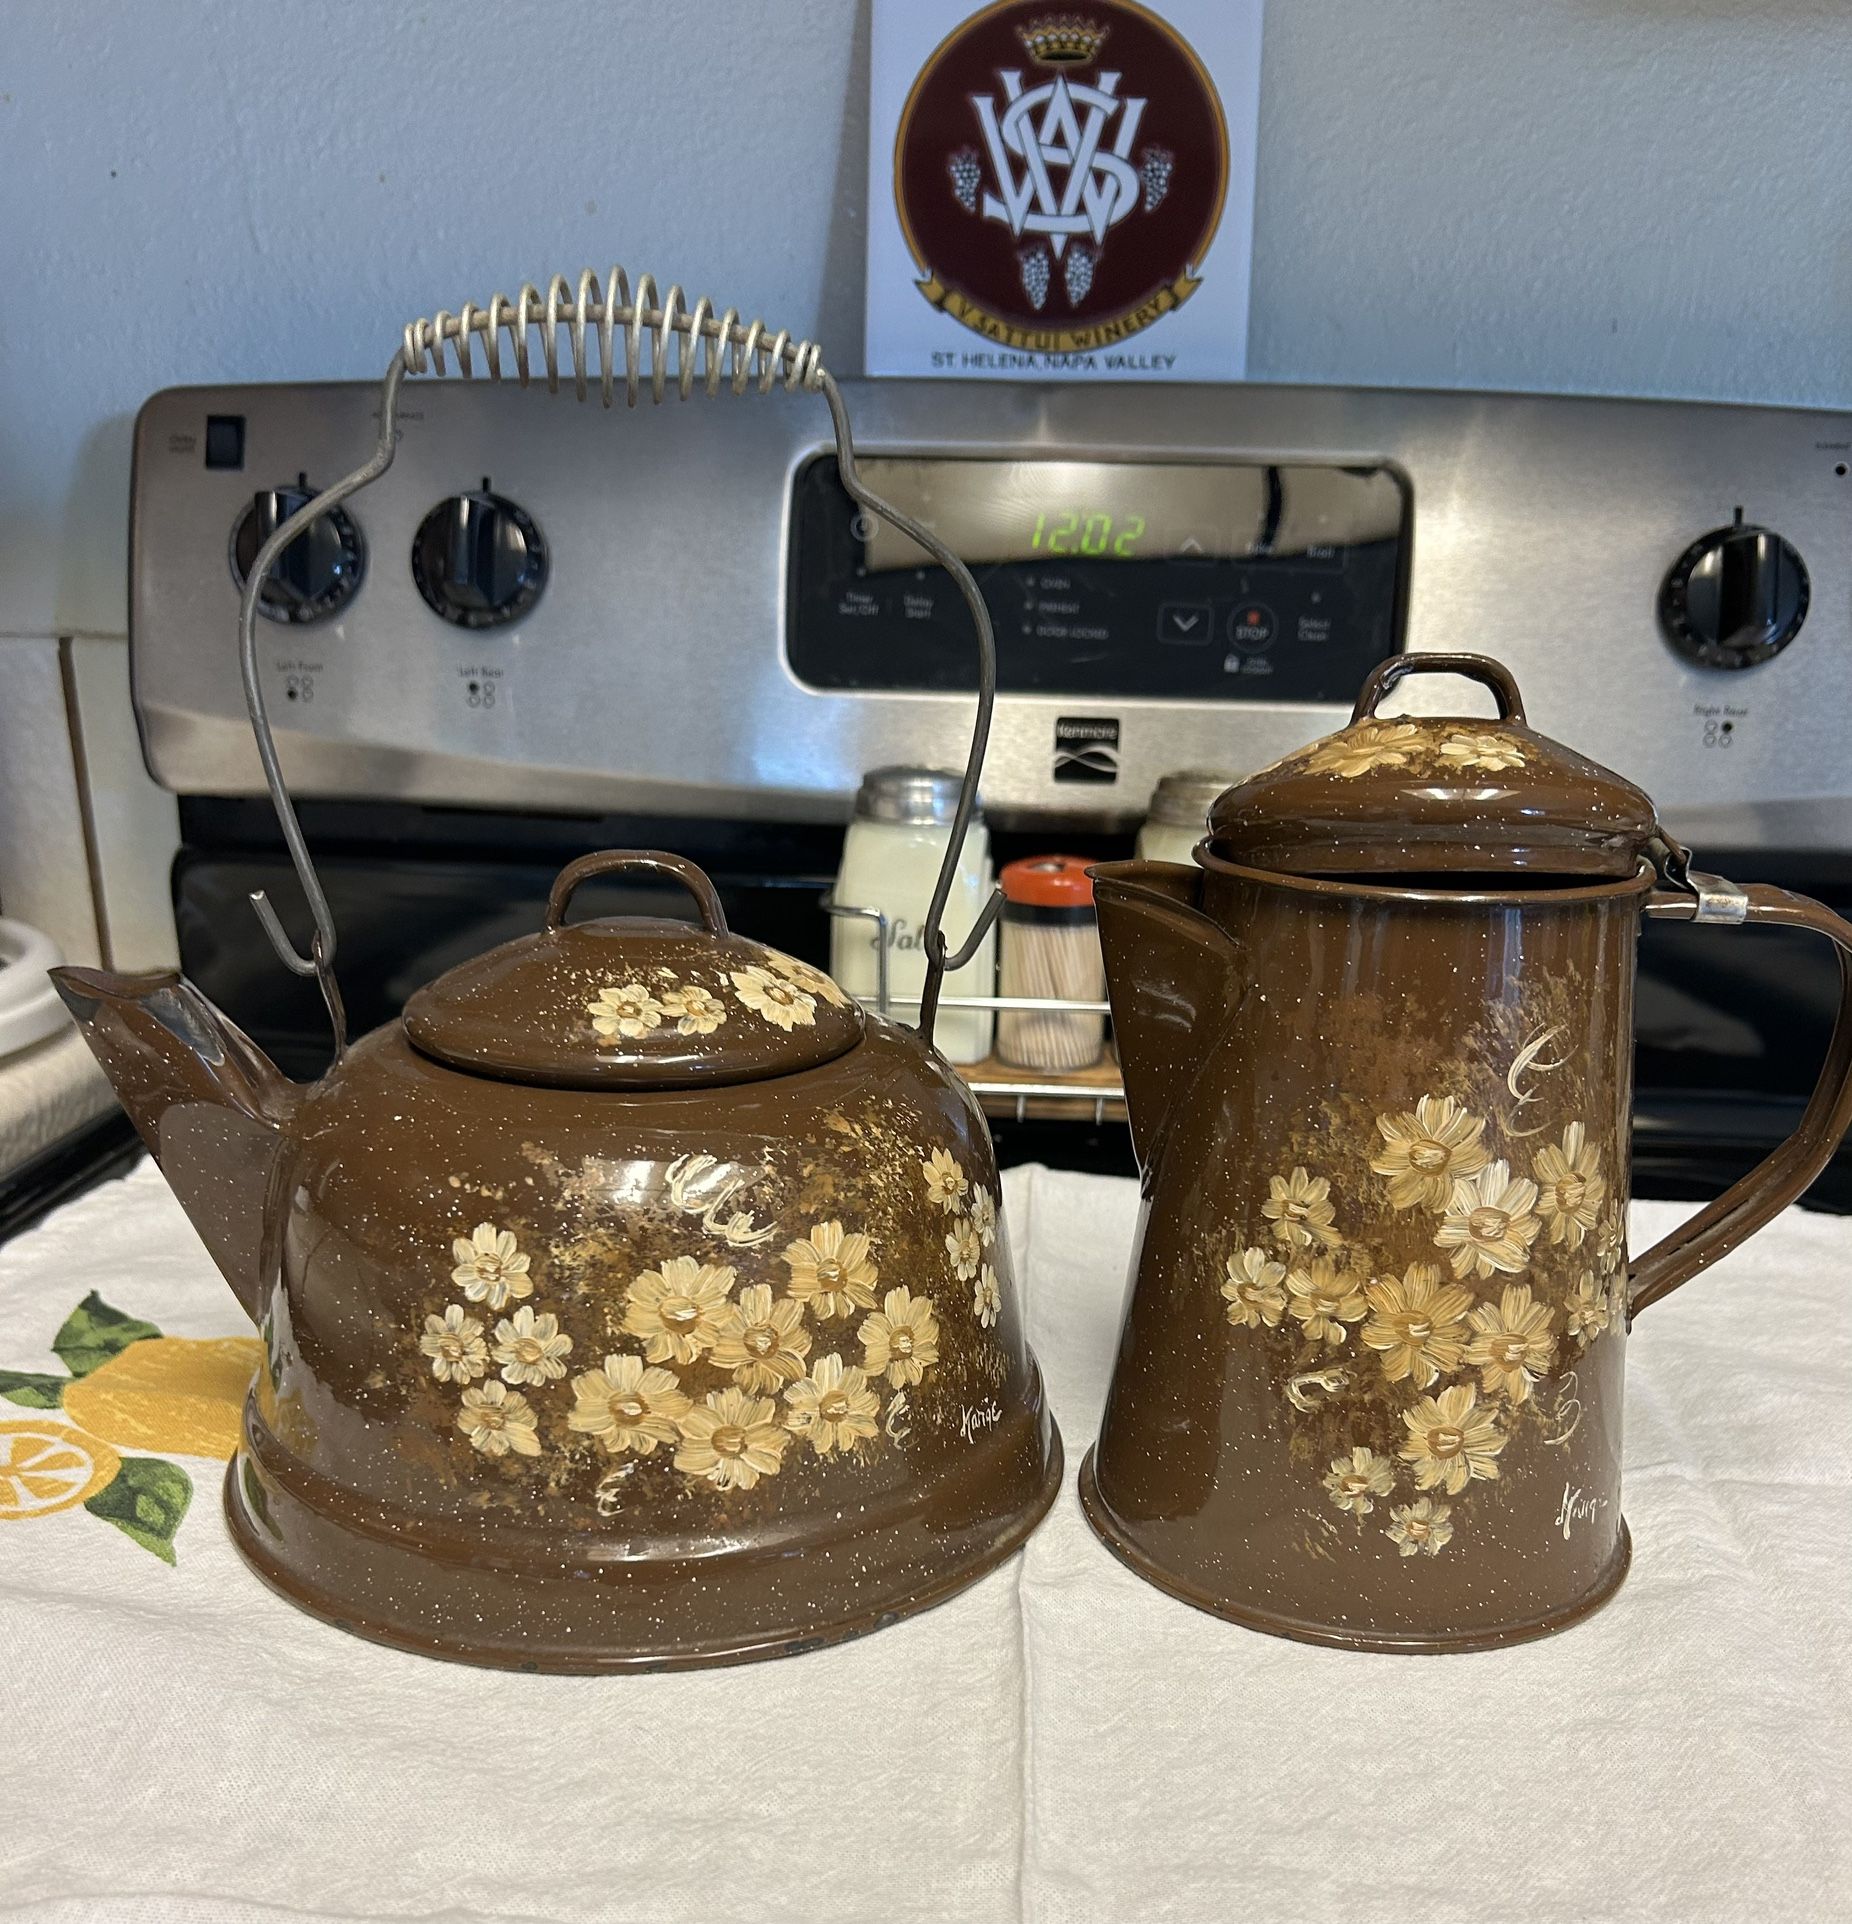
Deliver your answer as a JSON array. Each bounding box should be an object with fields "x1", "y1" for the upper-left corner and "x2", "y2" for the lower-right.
[{"x1": 1017, "y1": 15, "x2": 1107, "y2": 65}]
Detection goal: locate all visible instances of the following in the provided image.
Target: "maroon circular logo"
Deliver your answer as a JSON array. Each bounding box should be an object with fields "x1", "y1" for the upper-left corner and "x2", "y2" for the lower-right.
[{"x1": 895, "y1": 1, "x2": 1230, "y2": 352}]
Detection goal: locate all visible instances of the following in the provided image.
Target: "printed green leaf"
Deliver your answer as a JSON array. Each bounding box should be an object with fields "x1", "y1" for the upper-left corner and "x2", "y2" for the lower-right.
[
  {"x1": 84, "y1": 1455, "x2": 192, "y2": 1564},
  {"x1": 52, "y1": 1292, "x2": 161, "y2": 1377},
  {"x1": 0, "y1": 1369, "x2": 67, "y2": 1408}
]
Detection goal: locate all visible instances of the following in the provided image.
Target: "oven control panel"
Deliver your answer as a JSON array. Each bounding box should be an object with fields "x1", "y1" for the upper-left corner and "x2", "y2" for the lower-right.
[
  {"x1": 787, "y1": 456, "x2": 1407, "y2": 702},
  {"x1": 129, "y1": 378, "x2": 1852, "y2": 844}
]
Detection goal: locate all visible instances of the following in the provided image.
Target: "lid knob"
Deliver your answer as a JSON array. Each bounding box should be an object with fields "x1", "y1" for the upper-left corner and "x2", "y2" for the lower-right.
[
  {"x1": 546, "y1": 850, "x2": 729, "y2": 934},
  {"x1": 1350, "y1": 653, "x2": 1527, "y2": 726}
]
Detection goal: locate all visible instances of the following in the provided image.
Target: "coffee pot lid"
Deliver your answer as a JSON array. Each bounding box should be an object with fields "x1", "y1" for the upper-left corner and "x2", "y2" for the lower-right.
[
  {"x1": 1205, "y1": 655, "x2": 1660, "y2": 880},
  {"x1": 402, "y1": 851, "x2": 863, "y2": 1089}
]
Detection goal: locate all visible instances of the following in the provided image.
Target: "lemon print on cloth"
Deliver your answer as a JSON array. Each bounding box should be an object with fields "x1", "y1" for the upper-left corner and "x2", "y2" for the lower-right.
[
  {"x1": 63, "y1": 1336, "x2": 262, "y2": 1458},
  {"x1": 0, "y1": 1292, "x2": 262, "y2": 1563},
  {"x1": 0, "y1": 1423, "x2": 120, "y2": 1519}
]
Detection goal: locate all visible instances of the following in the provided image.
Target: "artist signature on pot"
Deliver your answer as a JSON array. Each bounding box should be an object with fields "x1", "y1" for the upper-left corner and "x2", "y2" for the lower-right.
[
  {"x1": 960, "y1": 1397, "x2": 1002, "y2": 1443},
  {"x1": 1554, "y1": 1482, "x2": 1609, "y2": 1541}
]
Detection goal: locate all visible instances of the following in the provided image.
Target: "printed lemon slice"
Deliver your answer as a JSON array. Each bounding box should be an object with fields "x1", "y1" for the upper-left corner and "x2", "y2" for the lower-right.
[
  {"x1": 62, "y1": 1335, "x2": 263, "y2": 1460},
  {"x1": 0, "y1": 1421, "x2": 121, "y2": 1519}
]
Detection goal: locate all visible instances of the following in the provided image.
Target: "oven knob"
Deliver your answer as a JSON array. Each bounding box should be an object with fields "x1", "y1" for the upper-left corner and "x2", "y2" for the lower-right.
[
  {"x1": 229, "y1": 484, "x2": 365, "y2": 623},
  {"x1": 411, "y1": 491, "x2": 547, "y2": 629},
  {"x1": 1659, "y1": 513, "x2": 1808, "y2": 670}
]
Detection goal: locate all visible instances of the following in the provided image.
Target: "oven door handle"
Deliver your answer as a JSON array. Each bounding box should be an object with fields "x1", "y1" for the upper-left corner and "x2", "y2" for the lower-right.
[{"x1": 1630, "y1": 880, "x2": 1852, "y2": 1314}]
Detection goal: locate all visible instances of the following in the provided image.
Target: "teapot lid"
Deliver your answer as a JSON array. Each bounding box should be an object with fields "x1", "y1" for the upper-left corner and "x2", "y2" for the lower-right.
[
  {"x1": 402, "y1": 851, "x2": 863, "y2": 1089},
  {"x1": 1205, "y1": 654, "x2": 1660, "y2": 880}
]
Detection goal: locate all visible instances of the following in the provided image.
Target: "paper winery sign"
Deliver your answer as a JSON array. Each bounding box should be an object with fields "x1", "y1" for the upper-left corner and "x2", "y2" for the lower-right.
[{"x1": 866, "y1": 0, "x2": 1262, "y2": 380}]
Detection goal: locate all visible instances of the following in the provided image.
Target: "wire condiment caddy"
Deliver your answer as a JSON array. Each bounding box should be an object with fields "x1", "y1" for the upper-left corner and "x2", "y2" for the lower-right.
[{"x1": 823, "y1": 896, "x2": 1126, "y2": 1123}]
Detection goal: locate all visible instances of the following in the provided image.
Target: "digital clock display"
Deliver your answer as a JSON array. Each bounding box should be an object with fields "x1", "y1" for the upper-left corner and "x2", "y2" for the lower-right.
[
  {"x1": 1029, "y1": 509, "x2": 1146, "y2": 558},
  {"x1": 852, "y1": 457, "x2": 1404, "y2": 573},
  {"x1": 786, "y1": 451, "x2": 1410, "y2": 704}
]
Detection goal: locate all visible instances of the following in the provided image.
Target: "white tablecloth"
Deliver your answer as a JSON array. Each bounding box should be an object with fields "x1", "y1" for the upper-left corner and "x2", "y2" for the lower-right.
[{"x1": 1, "y1": 1159, "x2": 1846, "y2": 1924}]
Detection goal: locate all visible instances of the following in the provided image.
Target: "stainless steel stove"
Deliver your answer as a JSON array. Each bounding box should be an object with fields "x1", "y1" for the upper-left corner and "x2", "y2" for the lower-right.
[{"x1": 125, "y1": 376, "x2": 1852, "y2": 1194}]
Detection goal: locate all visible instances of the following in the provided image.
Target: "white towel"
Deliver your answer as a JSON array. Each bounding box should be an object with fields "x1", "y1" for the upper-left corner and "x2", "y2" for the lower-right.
[{"x1": 0, "y1": 1158, "x2": 1845, "y2": 1923}]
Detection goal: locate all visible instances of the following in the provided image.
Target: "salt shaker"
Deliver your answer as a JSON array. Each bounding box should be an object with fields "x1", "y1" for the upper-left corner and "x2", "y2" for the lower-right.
[{"x1": 831, "y1": 767, "x2": 996, "y2": 1064}]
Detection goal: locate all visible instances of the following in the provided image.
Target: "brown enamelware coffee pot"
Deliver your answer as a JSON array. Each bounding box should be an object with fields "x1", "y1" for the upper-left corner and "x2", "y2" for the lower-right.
[
  {"x1": 51, "y1": 272, "x2": 1060, "y2": 1670},
  {"x1": 1081, "y1": 653, "x2": 1852, "y2": 1652}
]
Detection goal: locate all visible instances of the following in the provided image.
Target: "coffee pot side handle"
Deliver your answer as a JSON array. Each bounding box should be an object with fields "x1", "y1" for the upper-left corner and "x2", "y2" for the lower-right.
[{"x1": 1629, "y1": 881, "x2": 1852, "y2": 1315}]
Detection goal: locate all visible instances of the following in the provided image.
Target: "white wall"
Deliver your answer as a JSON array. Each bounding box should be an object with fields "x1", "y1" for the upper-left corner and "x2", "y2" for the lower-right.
[{"x1": 2, "y1": 0, "x2": 1847, "y2": 643}]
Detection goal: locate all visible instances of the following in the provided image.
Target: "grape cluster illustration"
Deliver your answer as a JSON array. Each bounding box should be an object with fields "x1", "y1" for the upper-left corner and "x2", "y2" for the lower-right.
[
  {"x1": 948, "y1": 149, "x2": 981, "y2": 214},
  {"x1": 1018, "y1": 247, "x2": 1051, "y2": 312},
  {"x1": 1063, "y1": 246, "x2": 1096, "y2": 308},
  {"x1": 1140, "y1": 147, "x2": 1174, "y2": 213}
]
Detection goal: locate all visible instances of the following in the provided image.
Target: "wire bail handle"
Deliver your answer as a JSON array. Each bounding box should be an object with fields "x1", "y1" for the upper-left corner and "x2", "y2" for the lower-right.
[{"x1": 237, "y1": 270, "x2": 1001, "y2": 1056}]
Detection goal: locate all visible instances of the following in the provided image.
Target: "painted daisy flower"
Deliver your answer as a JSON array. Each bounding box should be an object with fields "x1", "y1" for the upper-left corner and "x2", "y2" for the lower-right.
[
  {"x1": 1387, "y1": 1495, "x2": 1454, "y2": 1557},
  {"x1": 1464, "y1": 1283, "x2": 1558, "y2": 1403},
  {"x1": 489, "y1": 1306, "x2": 573, "y2": 1386},
  {"x1": 659, "y1": 983, "x2": 728, "y2": 1036},
  {"x1": 782, "y1": 1220, "x2": 879, "y2": 1319},
  {"x1": 622, "y1": 1255, "x2": 735, "y2": 1365},
  {"x1": 1304, "y1": 720, "x2": 1420, "y2": 778},
  {"x1": 945, "y1": 1218, "x2": 983, "y2": 1282},
  {"x1": 1285, "y1": 1258, "x2": 1368, "y2": 1346},
  {"x1": 1323, "y1": 1446, "x2": 1395, "y2": 1516},
  {"x1": 1361, "y1": 1261, "x2": 1474, "y2": 1387},
  {"x1": 859, "y1": 1287, "x2": 940, "y2": 1389},
  {"x1": 566, "y1": 1353, "x2": 690, "y2": 1456},
  {"x1": 968, "y1": 1185, "x2": 999, "y2": 1246},
  {"x1": 730, "y1": 965, "x2": 817, "y2": 1031},
  {"x1": 972, "y1": 1265, "x2": 1002, "y2": 1329},
  {"x1": 708, "y1": 1283, "x2": 812, "y2": 1393},
  {"x1": 1438, "y1": 731, "x2": 1527, "y2": 772},
  {"x1": 1565, "y1": 1273, "x2": 1611, "y2": 1349},
  {"x1": 1399, "y1": 1383, "x2": 1506, "y2": 1494},
  {"x1": 588, "y1": 981, "x2": 665, "y2": 1040},
  {"x1": 922, "y1": 1148, "x2": 969, "y2": 1212},
  {"x1": 783, "y1": 1354, "x2": 882, "y2": 1456},
  {"x1": 1261, "y1": 1166, "x2": 1341, "y2": 1251},
  {"x1": 1533, "y1": 1121, "x2": 1606, "y2": 1248},
  {"x1": 1370, "y1": 1095, "x2": 1489, "y2": 1212},
  {"x1": 1222, "y1": 1247, "x2": 1288, "y2": 1329},
  {"x1": 1434, "y1": 1161, "x2": 1540, "y2": 1279},
  {"x1": 420, "y1": 1305, "x2": 488, "y2": 1384},
  {"x1": 767, "y1": 950, "x2": 850, "y2": 1009},
  {"x1": 450, "y1": 1224, "x2": 534, "y2": 1310},
  {"x1": 456, "y1": 1381, "x2": 541, "y2": 1459},
  {"x1": 1594, "y1": 1200, "x2": 1627, "y2": 1277},
  {"x1": 674, "y1": 1388, "x2": 789, "y2": 1489}
]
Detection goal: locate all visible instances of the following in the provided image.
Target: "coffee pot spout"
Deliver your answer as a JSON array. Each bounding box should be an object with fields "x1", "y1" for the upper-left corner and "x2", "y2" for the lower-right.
[
  {"x1": 50, "y1": 967, "x2": 299, "y2": 1322},
  {"x1": 1091, "y1": 861, "x2": 1246, "y2": 1171}
]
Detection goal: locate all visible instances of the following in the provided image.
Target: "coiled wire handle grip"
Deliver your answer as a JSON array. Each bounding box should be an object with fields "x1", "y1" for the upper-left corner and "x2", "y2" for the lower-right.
[{"x1": 239, "y1": 269, "x2": 1002, "y2": 1057}]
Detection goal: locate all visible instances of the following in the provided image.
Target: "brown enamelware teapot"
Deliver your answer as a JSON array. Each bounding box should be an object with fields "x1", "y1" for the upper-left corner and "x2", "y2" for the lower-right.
[
  {"x1": 1081, "y1": 653, "x2": 1852, "y2": 1652},
  {"x1": 51, "y1": 271, "x2": 1060, "y2": 1670}
]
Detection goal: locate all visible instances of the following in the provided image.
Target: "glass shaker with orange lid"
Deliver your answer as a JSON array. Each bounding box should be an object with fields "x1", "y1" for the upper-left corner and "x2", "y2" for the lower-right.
[{"x1": 996, "y1": 856, "x2": 1106, "y2": 1072}]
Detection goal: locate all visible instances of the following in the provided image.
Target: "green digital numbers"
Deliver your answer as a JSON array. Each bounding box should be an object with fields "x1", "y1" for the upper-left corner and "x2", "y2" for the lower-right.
[{"x1": 1029, "y1": 509, "x2": 1145, "y2": 558}]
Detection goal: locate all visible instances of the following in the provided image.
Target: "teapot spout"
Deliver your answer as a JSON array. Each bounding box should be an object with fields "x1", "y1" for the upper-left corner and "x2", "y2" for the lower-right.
[
  {"x1": 50, "y1": 967, "x2": 299, "y2": 1322},
  {"x1": 1092, "y1": 862, "x2": 1246, "y2": 1172}
]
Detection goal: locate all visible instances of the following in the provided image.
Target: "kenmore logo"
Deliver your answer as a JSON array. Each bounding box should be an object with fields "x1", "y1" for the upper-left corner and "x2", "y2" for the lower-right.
[{"x1": 1053, "y1": 716, "x2": 1120, "y2": 784}]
